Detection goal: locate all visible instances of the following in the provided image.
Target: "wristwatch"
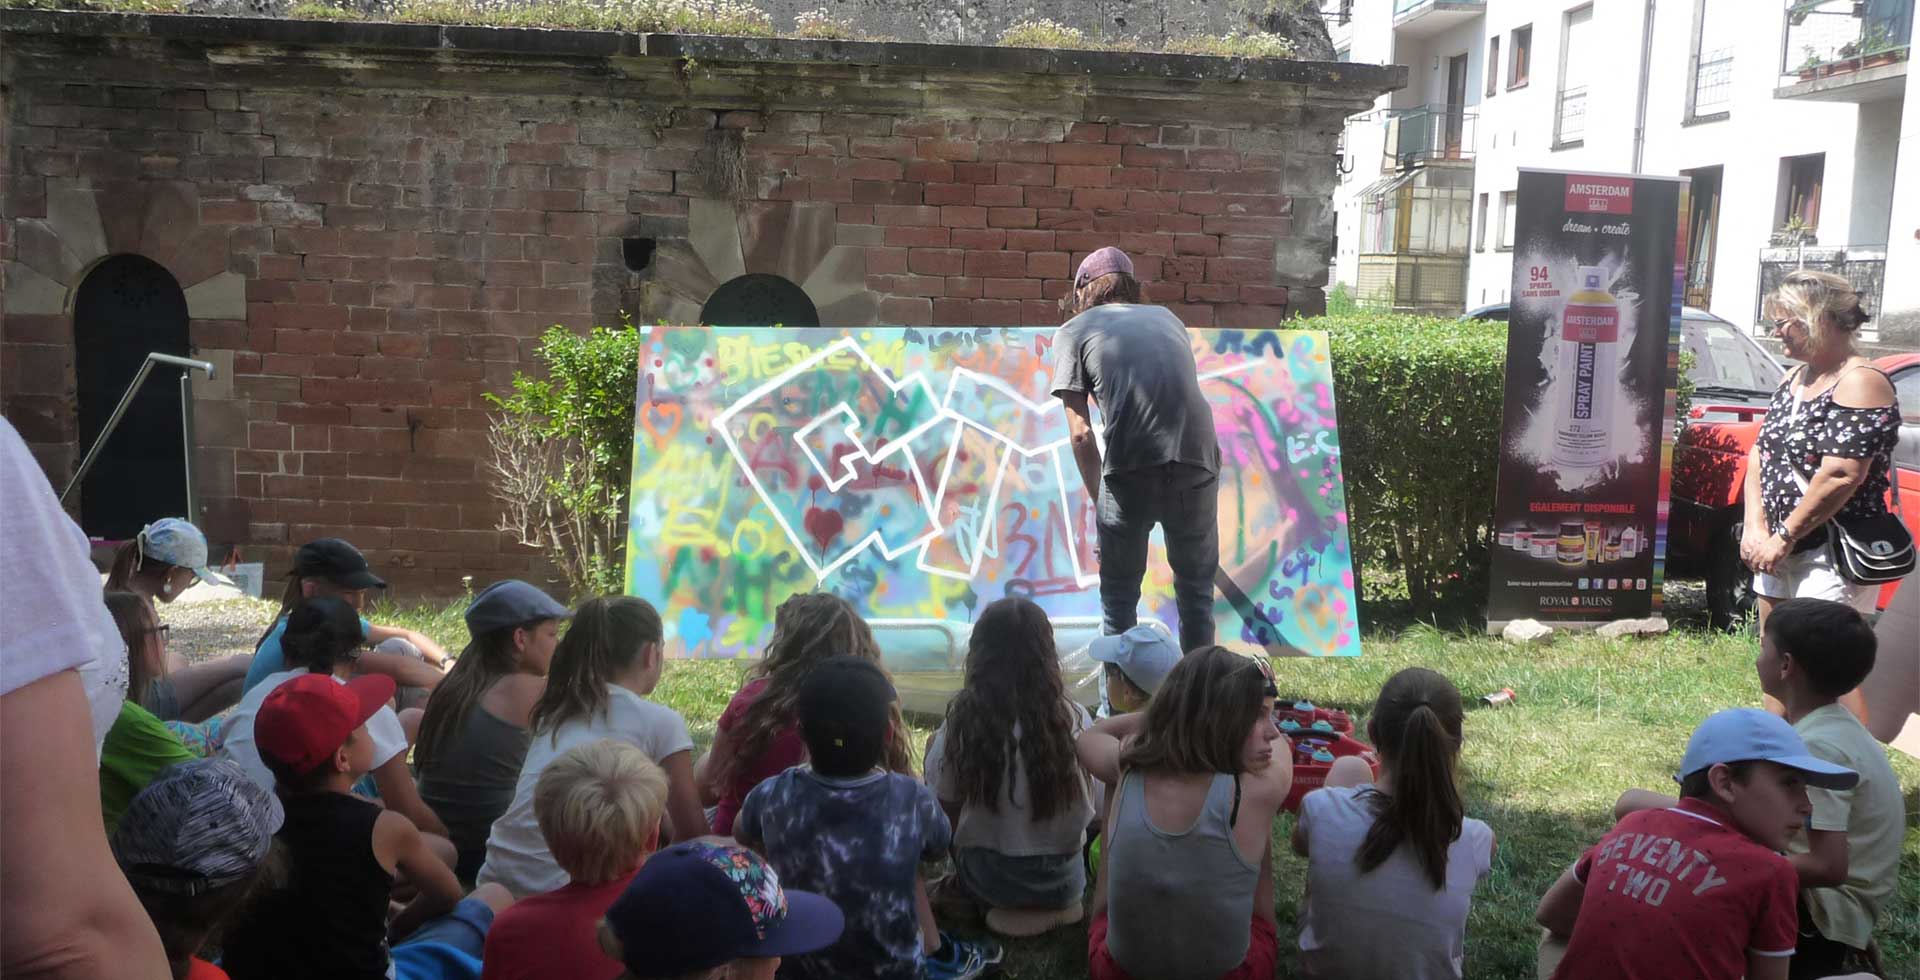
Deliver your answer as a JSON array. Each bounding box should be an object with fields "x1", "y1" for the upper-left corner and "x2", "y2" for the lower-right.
[{"x1": 1777, "y1": 523, "x2": 1798, "y2": 546}]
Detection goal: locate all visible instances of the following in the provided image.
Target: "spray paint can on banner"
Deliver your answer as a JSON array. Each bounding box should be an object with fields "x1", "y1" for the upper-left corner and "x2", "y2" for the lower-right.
[{"x1": 1553, "y1": 265, "x2": 1620, "y2": 469}]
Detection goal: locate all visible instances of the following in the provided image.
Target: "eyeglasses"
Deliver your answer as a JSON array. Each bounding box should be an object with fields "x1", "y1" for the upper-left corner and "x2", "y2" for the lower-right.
[{"x1": 1770, "y1": 317, "x2": 1805, "y2": 334}]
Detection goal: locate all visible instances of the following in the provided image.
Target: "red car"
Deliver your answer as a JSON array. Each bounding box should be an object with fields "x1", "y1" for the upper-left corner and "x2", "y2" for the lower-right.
[{"x1": 1674, "y1": 350, "x2": 1920, "y2": 629}]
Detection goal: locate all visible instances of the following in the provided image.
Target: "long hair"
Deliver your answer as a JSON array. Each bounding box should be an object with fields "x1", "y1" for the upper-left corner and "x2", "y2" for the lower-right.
[
  {"x1": 1059, "y1": 271, "x2": 1144, "y2": 317},
  {"x1": 1356, "y1": 667, "x2": 1466, "y2": 891},
  {"x1": 104, "y1": 590, "x2": 163, "y2": 706},
  {"x1": 716, "y1": 592, "x2": 913, "y2": 788},
  {"x1": 105, "y1": 539, "x2": 174, "y2": 594},
  {"x1": 530, "y1": 596, "x2": 662, "y2": 740},
  {"x1": 1120, "y1": 645, "x2": 1270, "y2": 775},
  {"x1": 254, "y1": 575, "x2": 306, "y2": 653},
  {"x1": 281, "y1": 597, "x2": 365, "y2": 676},
  {"x1": 414, "y1": 623, "x2": 527, "y2": 770},
  {"x1": 943, "y1": 598, "x2": 1081, "y2": 820}
]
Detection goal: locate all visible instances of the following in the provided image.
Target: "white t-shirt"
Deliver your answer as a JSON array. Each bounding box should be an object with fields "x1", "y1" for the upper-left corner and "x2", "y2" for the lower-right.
[
  {"x1": 216, "y1": 667, "x2": 409, "y2": 791},
  {"x1": 477, "y1": 684, "x2": 693, "y2": 897},
  {"x1": 1790, "y1": 703, "x2": 1903, "y2": 950},
  {"x1": 923, "y1": 699, "x2": 1094, "y2": 855},
  {"x1": 0, "y1": 418, "x2": 126, "y2": 759},
  {"x1": 1296, "y1": 784, "x2": 1494, "y2": 980}
]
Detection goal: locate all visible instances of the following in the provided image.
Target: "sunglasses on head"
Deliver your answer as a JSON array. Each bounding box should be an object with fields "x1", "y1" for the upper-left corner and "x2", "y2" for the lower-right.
[{"x1": 1235, "y1": 652, "x2": 1279, "y2": 698}]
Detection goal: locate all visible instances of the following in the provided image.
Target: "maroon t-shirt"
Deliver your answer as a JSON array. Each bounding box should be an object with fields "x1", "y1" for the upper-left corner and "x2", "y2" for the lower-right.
[
  {"x1": 710, "y1": 677, "x2": 807, "y2": 835},
  {"x1": 1553, "y1": 798, "x2": 1797, "y2": 980},
  {"x1": 480, "y1": 870, "x2": 638, "y2": 980}
]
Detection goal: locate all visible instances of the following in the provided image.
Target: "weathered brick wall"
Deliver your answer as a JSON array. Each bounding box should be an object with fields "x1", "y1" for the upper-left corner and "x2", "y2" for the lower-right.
[{"x1": 0, "y1": 17, "x2": 1395, "y2": 595}]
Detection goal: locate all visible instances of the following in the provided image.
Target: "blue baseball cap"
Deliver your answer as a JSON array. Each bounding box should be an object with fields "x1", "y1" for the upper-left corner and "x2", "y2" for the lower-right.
[
  {"x1": 1088, "y1": 625, "x2": 1181, "y2": 695},
  {"x1": 1675, "y1": 708, "x2": 1858, "y2": 789},
  {"x1": 604, "y1": 841, "x2": 843, "y2": 976},
  {"x1": 138, "y1": 518, "x2": 232, "y2": 587},
  {"x1": 463, "y1": 580, "x2": 570, "y2": 638}
]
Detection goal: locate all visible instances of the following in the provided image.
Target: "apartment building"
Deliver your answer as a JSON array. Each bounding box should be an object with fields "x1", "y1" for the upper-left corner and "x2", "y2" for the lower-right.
[{"x1": 1330, "y1": 0, "x2": 1917, "y2": 343}]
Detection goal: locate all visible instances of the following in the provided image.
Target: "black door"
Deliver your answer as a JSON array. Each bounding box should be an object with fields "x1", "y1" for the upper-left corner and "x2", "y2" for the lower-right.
[{"x1": 73, "y1": 254, "x2": 191, "y2": 540}]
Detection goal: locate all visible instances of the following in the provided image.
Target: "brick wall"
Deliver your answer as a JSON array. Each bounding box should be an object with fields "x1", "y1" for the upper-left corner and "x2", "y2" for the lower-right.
[{"x1": 0, "y1": 17, "x2": 1394, "y2": 595}]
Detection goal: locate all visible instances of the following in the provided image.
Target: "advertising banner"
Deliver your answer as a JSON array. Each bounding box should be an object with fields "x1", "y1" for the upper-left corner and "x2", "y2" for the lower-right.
[
  {"x1": 1487, "y1": 170, "x2": 1687, "y2": 629},
  {"x1": 626, "y1": 327, "x2": 1362, "y2": 683}
]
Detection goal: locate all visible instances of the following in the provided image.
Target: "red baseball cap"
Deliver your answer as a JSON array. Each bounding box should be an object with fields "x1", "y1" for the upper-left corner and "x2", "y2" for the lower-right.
[{"x1": 255, "y1": 672, "x2": 396, "y2": 775}]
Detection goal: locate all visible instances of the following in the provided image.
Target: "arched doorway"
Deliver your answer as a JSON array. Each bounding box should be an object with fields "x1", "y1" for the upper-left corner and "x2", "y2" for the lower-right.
[
  {"x1": 73, "y1": 254, "x2": 191, "y2": 540},
  {"x1": 700, "y1": 273, "x2": 821, "y2": 327}
]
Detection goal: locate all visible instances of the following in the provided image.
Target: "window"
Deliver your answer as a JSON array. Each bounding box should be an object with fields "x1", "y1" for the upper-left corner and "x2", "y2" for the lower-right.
[
  {"x1": 1893, "y1": 367, "x2": 1920, "y2": 424},
  {"x1": 1486, "y1": 36, "x2": 1501, "y2": 96},
  {"x1": 1475, "y1": 192, "x2": 1489, "y2": 251},
  {"x1": 1555, "y1": 6, "x2": 1592, "y2": 147},
  {"x1": 1497, "y1": 190, "x2": 1517, "y2": 250},
  {"x1": 1778, "y1": 153, "x2": 1824, "y2": 231},
  {"x1": 1687, "y1": 0, "x2": 1735, "y2": 121},
  {"x1": 1508, "y1": 25, "x2": 1532, "y2": 89}
]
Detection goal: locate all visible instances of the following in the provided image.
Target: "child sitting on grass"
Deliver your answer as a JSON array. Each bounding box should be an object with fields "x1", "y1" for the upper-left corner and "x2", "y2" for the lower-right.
[
  {"x1": 734, "y1": 655, "x2": 1000, "y2": 980},
  {"x1": 479, "y1": 596, "x2": 707, "y2": 897},
  {"x1": 481, "y1": 739, "x2": 668, "y2": 980},
  {"x1": 596, "y1": 840, "x2": 844, "y2": 980},
  {"x1": 923, "y1": 597, "x2": 1094, "y2": 937},
  {"x1": 1291, "y1": 667, "x2": 1494, "y2": 979},
  {"x1": 111, "y1": 758, "x2": 283, "y2": 980},
  {"x1": 1089, "y1": 624, "x2": 1179, "y2": 717},
  {"x1": 1608, "y1": 599, "x2": 1902, "y2": 979},
  {"x1": 1076, "y1": 645, "x2": 1292, "y2": 980},
  {"x1": 1535, "y1": 707, "x2": 1858, "y2": 980},
  {"x1": 223, "y1": 672, "x2": 513, "y2": 980}
]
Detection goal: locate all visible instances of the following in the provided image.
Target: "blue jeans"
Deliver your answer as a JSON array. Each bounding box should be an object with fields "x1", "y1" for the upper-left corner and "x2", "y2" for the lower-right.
[{"x1": 1097, "y1": 462, "x2": 1219, "y2": 653}]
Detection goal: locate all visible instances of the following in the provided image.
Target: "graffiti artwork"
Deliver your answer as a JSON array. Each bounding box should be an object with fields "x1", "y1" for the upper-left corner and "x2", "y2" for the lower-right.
[{"x1": 626, "y1": 327, "x2": 1361, "y2": 671}]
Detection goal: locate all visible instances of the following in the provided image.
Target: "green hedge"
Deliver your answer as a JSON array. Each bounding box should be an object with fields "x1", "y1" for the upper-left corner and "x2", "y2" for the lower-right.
[{"x1": 1307, "y1": 313, "x2": 1508, "y2": 616}]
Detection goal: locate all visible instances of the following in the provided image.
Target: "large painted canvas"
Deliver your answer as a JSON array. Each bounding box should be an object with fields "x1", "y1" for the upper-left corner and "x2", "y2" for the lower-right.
[{"x1": 626, "y1": 327, "x2": 1360, "y2": 675}]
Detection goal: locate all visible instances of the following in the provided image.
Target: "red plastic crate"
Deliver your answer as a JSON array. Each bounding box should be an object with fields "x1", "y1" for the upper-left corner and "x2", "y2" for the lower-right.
[{"x1": 1280, "y1": 729, "x2": 1379, "y2": 813}]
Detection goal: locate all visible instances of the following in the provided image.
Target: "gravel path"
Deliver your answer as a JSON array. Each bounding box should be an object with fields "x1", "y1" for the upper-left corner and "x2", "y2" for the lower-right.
[{"x1": 160, "y1": 595, "x2": 281, "y2": 665}]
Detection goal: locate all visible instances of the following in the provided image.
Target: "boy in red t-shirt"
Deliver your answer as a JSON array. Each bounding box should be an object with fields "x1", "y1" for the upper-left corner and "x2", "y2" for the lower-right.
[
  {"x1": 1535, "y1": 708, "x2": 1858, "y2": 980},
  {"x1": 481, "y1": 740, "x2": 668, "y2": 980}
]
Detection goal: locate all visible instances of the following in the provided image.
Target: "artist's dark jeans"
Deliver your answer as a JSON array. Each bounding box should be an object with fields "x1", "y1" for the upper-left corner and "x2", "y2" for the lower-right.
[{"x1": 1097, "y1": 462, "x2": 1219, "y2": 654}]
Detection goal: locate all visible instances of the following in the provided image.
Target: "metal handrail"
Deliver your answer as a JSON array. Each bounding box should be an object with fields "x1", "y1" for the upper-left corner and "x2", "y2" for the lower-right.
[{"x1": 60, "y1": 353, "x2": 216, "y2": 526}]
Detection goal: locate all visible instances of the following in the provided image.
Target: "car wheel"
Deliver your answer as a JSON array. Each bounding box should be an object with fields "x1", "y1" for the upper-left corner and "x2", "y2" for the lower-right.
[{"x1": 1706, "y1": 517, "x2": 1756, "y2": 632}]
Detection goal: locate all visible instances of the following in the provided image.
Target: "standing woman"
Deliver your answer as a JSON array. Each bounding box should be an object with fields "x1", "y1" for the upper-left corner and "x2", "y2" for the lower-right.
[
  {"x1": 415, "y1": 580, "x2": 570, "y2": 884},
  {"x1": 105, "y1": 519, "x2": 250, "y2": 722},
  {"x1": 1743, "y1": 270, "x2": 1903, "y2": 718}
]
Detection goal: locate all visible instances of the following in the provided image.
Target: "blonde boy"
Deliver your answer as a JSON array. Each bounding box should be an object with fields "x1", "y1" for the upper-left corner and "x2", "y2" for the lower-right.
[{"x1": 480, "y1": 739, "x2": 669, "y2": 980}]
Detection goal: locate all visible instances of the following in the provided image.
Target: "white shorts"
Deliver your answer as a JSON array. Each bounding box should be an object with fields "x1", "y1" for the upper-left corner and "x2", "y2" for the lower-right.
[{"x1": 1753, "y1": 544, "x2": 1878, "y2": 614}]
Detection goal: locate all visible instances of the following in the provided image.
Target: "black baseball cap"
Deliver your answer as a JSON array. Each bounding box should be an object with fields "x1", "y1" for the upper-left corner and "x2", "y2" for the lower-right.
[
  {"x1": 604, "y1": 841, "x2": 843, "y2": 977},
  {"x1": 797, "y1": 656, "x2": 895, "y2": 775},
  {"x1": 289, "y1": 538, "x2": 386, "y2": 590}
]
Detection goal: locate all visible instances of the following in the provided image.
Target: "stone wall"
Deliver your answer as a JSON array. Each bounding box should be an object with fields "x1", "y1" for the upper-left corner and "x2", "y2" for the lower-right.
[{"x1": 0, "y1": 13, "x2": 1398, "y2": 594}]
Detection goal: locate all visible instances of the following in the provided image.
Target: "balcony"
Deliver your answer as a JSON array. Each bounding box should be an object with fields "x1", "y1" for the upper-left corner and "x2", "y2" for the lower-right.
[
  {"x1": 1756, "y1": 245, "x2": 1886, "y2": 343},
  {"x1": 1382, "y1": 104, "x2": 1478, "y2": 171},
  {"x1": 1393, "y1": 0, "x2": 1486, "y2": 39},
  {"x1": 1776, "y1": 0, "x2": 1911, "y2": 101},
  {"x1": 1555, "y1": 85, "x2": 1587, "y2": 146}
]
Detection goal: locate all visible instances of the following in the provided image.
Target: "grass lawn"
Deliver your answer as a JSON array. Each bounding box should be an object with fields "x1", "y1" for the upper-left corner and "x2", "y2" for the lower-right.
[{"x1": 374, "y1": 601, "x2": 1920, "y2": 979}]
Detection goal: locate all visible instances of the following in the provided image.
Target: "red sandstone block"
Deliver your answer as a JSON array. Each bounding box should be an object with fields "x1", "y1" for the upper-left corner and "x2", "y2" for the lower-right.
[
  {"x1": 853, "y1": 181, "x2": 922, "y2": 206},
  {"x1": 1204, "y1": 215, "x2": 1293, "y2": 238},
  {"x1": 940, "y1": 206, "x2": 988, "y2": 229},
  {"x1": 1186, "y1": 283, "x2": 1238, "y2": 303},
  {"x1": 545, "y1": 212, "x2": 596, "y2": 237},
  {"x1": 943, "y1": 276, "x2": 982, "y2": 299},
  {"x1": 974, "y1": 185, "x2": 1024, "y2": 207},
  {"x1": 1180, "y1": 193, "x2": 1225, "y2": 215},
  {"x1": 1036, "y1": 210, "x2": 1093, "y2": 232},
  {"x1": 334, "y1": 332, "x2": 378, "y2": 356},
  {"x1": 1049, "y1": 143, "x2": 1122, "y2": 166},
  {"x1": 1217, "y1": 194, "x2": 1290, "y2": 216},
  {"x1": 506, "y1": 143, "x2": 567, "y2": 165},
  {"x1": 838, "y1": 158, "x2": 905, "y2": 181},
  {"x1": 1065, "y1": 122, "x2": 1107, "y2": 143},
  {"x1": 893, "y1": 118, "x2": 947, "y2": 139},
  {"x1": 1190, "y1": 149, "x2": 1241, "y2": 171},
  {"x1": 876, "y1": 205, "x2": 940, "y2": 227},
  {"x1": 838, "y1": 205, "x2": 875, "y2": 224},
  {"x1": 923, "y1": 183, "x2": 975, "y2": 206},
  {"x1": 1156, "y1": 170, "x2": 1213, "y2": 192},
  {"x1": 1206, "y1": 256, "x2": 1272, "y2": 285},
  {"x1": 1240, "y1": 284, "x2": 1291, "y2": 306},
  {"x1": 866, "y1": 247, "x2": 908, "y2": 275},
  {"x1": 984, "y1": 278, "x2": 1040, "y2": 300},
  {"x1": 936, "y1": 298, "x2": 1025, "y2": 326},
  {"x1": 1053, "y1": 165, "x2": 1110, "y2": 188},
  {"x1": 255, "y1": 304, "x2": 347, "y2": 332},
  {"x1": 852, "y1": 137, "x2": 916, "y2": 159},
  {"x1": 1154, "y1": 213, "x2": 1205, "y2": 234},
  {"x1": 883, "y1": 226, "x2": 950, "y2": 248},
  {"x1": 952, "y1": 163, "x2": 996, "y2": 185},
  {"x1": 1071, "y1": 188, "x2": 1128, "y2": 211},
  {"x1": 1175, "y1": 234, "x2": 1222, "y2": 256},
  {"x1": 518, "y1": 286, "x2": 586, "y2": 313},
  {"x1": 1005, "y1": 230, "x2": 1056, "y2": 251},
  {"x1": 1127, "y1": 190, "x2": 1182, "y2": 212},
  {"x1": 415, "y1": 285, "x2": 474, "y2": 310},
  {"x1": 904, "y1": 160, "x2": 955, "y2": 183},
  {"x1": 997, "y1": 163, "x2": 1053, "y2": 186},
  {"x1": 378, "y1": 333, "x2": 428, "y2": 358},
  {"x1": 1214, "y1": 172, "x2": 1285, "y2": 195},
  {"x1": 201, "y1": 200, "x2": 259, "y2": 225},
  {"x1": 1024, "y1": 187, "x2": 1072, "y2": 209},
  {"x1": 982, "y1": 142, "x2": 1050, "y2": 165},
  {"x1": 1106, "y1": 124, "x2": 1157, "y2": 145},
  {"x1": 908, "y1": 249, "x2": 964, "y2": 276},
  {"x1": 963, "y1": 251, "x2": 1026, "y2": 278},
  {"x1": 988, "y1": 207, "x2": 1038, "y2": 229},
  {"x1": 879, "y1": 296, "x2": 933, "y2": 325},
  {"x1": 310, "y1": 355, "x2": 361, "y2": 378},
  {"x1": 260, "y1": 354, "x2": 313, "y2": 377},
  {"x1": 1164, "y1": 256, "x2": 1207, "y2": 283},
  {"x1": 1167, "y1": 303, "x2": 1215, "y2": 327},
  {"x1": 949, "y1": 228, "x2": 1007, "y2": 250},
  {"x1": 717, "y1": 111, "x2": 763, "y2": 131},
  {"x1": 918, "y1": 140, "x2": 979, "y2": 162},
  {"x1": 257, "y1": 254, "x2": 302, "y2": 280},
  {"x1": 1121, "y1": 146, "x2": 1185, "y2": 168}
]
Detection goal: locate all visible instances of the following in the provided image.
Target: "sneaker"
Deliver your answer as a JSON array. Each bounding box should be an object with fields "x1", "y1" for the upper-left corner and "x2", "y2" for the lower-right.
[{"x1": 925, "y1": 932, "x2": 1003, "y2": 980}]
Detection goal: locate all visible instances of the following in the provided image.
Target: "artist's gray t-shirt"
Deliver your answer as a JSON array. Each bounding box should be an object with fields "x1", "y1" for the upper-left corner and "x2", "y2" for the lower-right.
[{"x1": 1049, "y1": 304, "x2": 1219, "y2": 476}]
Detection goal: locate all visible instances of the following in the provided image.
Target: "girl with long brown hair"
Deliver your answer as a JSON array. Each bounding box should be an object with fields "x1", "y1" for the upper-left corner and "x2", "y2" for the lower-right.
[
  {"x1": 98, "y1": 591, "x2": 198, "y2": 835},
  {"x1": 476, "y1": 595, "x2": 706, "y2": 898},
  {"x1": 1077, "y1": 644, "x2": 1290, "y2": 980},
  {"x1": 695, "y1": 592, "x2": 914, "y2": 835},
  {"x1": 104, "y1": 518, "x2": 250, "y2": 722},
  {"x1": 1290, "y1": 667, "x2": 1494, "y2": 979},
  {"x1": 923, "y1": 597, "x2": 1093, "y2": 937}
]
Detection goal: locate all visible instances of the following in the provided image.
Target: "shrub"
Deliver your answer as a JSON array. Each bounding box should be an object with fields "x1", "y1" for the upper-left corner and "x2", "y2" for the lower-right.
[
  {"x1": 1306, "y1": 312, "x2": 1508, "y2": 616},
  {"x1": 1162, "y1": 31, "x2": 1295, "y2": 59},
  {"x1": 998, "y1": 19, "x2": 1109, "y2": 50},
  {"x1": 485, "y1": 321, "x2": 641, "y2": 599},
  {"x1": 792, "y1": 6, "x2": 859, "y2": 39},
  {"x1": 387, "y1": 0, "x2": 773, "y2": 34}
]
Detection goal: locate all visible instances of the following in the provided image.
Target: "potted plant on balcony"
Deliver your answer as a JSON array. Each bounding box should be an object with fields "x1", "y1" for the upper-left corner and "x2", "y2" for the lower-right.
[
  {"x1": 1860, "y1": 25, "x2": 1903, "y2": 68},
  {"x1": 1771, "y1": 216, "x2": 1818, "y2": 248},
  {"x1": 1796, "y1": 47, "x2": 1827, "y2": 80}
]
